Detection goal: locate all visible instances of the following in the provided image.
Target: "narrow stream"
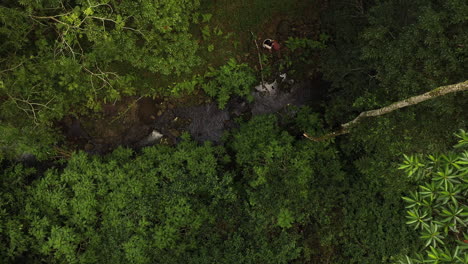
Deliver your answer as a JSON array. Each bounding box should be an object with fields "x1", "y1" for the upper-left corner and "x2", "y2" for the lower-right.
[
  {"x1": 20, "y1": 74, "x2": 327, "y2": 163},
  {"x1": 142, "y1": 74, "x2": 327, "y2": 145}
]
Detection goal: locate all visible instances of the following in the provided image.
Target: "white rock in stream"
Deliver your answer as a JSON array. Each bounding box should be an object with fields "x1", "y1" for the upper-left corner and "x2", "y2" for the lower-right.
[
  {"x1": 279, "y1": 73, "x2": 287, "y2": 81},
  {"x1": 254, "y1": 73, "x2": 292, "y2": 95},
  {"x1": 255, "y1": 80, "x2": 278, "y2": 94},
  {"x1": 138, "y1": 130, "x2": 163, "y2": 147}
]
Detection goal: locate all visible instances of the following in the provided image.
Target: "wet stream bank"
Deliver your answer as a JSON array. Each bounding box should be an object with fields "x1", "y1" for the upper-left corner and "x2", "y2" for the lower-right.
[{"x1": 61, "y1": 74, "x2": 329, "y2": 154}]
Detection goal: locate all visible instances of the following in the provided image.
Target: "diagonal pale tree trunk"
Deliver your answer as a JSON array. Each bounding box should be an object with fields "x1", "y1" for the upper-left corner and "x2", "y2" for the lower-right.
[{"x1": 304, "y1": 80, "x2": 468, "y2": 142}]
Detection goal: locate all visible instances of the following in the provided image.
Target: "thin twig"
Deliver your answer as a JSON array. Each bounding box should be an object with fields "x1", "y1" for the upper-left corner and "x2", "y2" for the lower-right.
[
  {"x1": 250, "y1": 31, "x2": 265, "y2": 88},
  {"x1": 0, "y1": 62, "x2": 24, "y2": 73}
]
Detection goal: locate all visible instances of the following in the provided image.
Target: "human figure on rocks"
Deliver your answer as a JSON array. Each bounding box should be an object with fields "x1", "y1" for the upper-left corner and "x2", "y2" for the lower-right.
[{"x1": 262, "y1": 39, "x2": 280, "y2": 52}]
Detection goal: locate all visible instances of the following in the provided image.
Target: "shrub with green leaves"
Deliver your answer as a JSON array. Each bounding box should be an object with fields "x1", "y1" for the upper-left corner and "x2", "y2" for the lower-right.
[
  {"x1": 0, "y1": 0, "x2": 201, "y2": 159},
  {"x1": 285, "y1": 35, "x2": 328, "y2": 64},
  {"x1": 228, "y1": 114, "x2": 345, "y2": 263},
  {"x1": 0, "y1": 113, "x2": 348, "y2": 264},
  {"x1": 0, "y1": 137, "x2": 235, "y2": 263},
  {"x1": 286, "y1": 35, "x2": 329, "y2": 52},
  {"x1": 202, "y1": 59, "x2": 256, "y2": 109},
  {"x1": 397, "y1": 130, "x2": 468, "y2": 263}
]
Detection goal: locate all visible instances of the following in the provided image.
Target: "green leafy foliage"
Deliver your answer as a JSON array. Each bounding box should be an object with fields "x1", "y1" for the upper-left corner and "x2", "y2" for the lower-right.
[
  {"x1": 279, "y1": 34, "x2": 329, "y2": 75},
  {"x1": 228, "y1": 114, "x2": 346, "y2": 262},
  {"x1": 361, "y1": 0, "x2": 468, "y2": 98},
  {"x1": 0, "y1": 113, "x2": 344, "y2": 264},
  {"x1": 0, "y1": 164, "x2": 35, "y2": 260},
  {"x1": 286, "y1": 35, "x2": 328, "y2": 53},
  {"x1": 278, "y1": 208, "x2": 295, "y2": 229},
  {"x1": 201, "y1": 25, "x2": 211, "y2": 40},
  {"x1": 320, "y1": 0, "x2": 467, "y2": 125},
  {"x1": 207, "y1": 44, "x2": 215, "y2": 52},
  {"x1": 397, "y1": 130, "x2": 468, "y2": 263},
  {"x1": 0, "y1": 124, "x2": 59, "y2": 162},
  {"x1": 202, "y1": 59, "x2": 257, "y2": 109},
  {"x1": 0, "y1": 0, "x2": 201, "y2": 159},
  {"x1": 0, "y1": 0, "x2": 466, "y2": 263},
  {"x1": 201, "y1": 13, "x2": 213, "y2": 23},
  {"x1": 318, "y1": 2, "x2": 467, "y2": 260},
  {"x1": 1, "y1": 139, "x2": 235, "y2": 263}
]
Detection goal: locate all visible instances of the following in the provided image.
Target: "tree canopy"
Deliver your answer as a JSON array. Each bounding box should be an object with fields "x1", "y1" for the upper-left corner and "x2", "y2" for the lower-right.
[
  {"x1": 0, "y1": 0, "x2": 467, "y2": 263},
  {"x1": 1, "y1": 0, "x2": 200, "y2": 159}
]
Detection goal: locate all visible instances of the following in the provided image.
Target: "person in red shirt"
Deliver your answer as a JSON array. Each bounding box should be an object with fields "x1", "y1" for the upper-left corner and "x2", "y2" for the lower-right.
[{"x1": 262, "y1": 39, "x2": 280, "y2": 52}]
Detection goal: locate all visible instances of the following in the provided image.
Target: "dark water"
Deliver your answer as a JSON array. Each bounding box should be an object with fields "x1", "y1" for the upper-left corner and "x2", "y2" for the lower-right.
[
  {"x1": 153, "y1": 102, "x2": 230, "y2": 143},
  {"x1": 252, "y1": 78, "x2": 322, "y2": 115},
  {"x1": 150, "y1": 76, "x2": 326, "y2": 144},
  {"x1": 54, "y1": 75, "x2": 327, "y2": 157}
]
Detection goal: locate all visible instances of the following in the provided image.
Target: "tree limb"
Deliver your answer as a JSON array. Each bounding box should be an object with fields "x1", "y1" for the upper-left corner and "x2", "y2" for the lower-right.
[
  {"x1": 305, "y1": 80, "x2": 468, "y2": 142},
  {"x1": 250, "y1": 31, "x2": 265, "y2": 88}
]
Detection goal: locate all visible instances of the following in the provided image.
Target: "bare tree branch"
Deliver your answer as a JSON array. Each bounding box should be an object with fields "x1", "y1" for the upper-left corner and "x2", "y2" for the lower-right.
[
  {"x1": 6, "y1": 92, "x2": 56, "y2": 126},
  {"x1": 0, "y1": 62, "x2": 24, "y2": 73},
  {"x1": 305, "y1": 80, "x2": 468, "y2": 142},
  {"x1": 250, "y1": 31, "x2": 265, "y2": 89}
]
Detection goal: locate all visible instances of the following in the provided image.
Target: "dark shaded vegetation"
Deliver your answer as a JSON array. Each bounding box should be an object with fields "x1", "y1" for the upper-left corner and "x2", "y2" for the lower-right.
[{"x1": 1, "y1": 0, "x2": 467, "y2": 263}]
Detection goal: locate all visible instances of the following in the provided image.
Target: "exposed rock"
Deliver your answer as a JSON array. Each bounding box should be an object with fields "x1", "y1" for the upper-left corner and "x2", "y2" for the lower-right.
[
  {"x1": 119, "y1": 125, "x2": 146, "y2": 145},
  {"x1": 255, "y1": 80, "x2": 279, "y2": 94},
  {"x1": 251, "y1": 78, "x2": 324, "y2": 115},
  {"x1": 137, "y1": 130, "x2": 164, "y2": 147},
  {"x1": 148, "y1": 75, "x2": 327, "y2": 144}
]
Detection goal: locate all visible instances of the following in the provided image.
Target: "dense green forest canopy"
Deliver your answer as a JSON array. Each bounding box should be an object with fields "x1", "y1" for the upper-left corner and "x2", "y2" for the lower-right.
[{"x1": 1, "y1": 0, "x2": 467, "y2": 263}]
